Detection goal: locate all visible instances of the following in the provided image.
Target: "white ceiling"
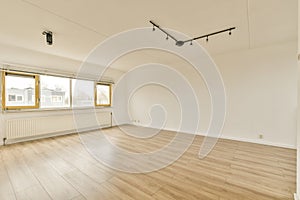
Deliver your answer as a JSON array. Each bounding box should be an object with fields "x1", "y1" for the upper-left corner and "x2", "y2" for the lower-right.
[{"x1": 0, "y1": 0, "x2": 297, "y2": 71}]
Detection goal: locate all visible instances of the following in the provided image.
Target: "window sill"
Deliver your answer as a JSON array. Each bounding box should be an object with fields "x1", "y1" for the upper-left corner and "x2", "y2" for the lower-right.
[{"x1": 2, "y1": 106, "x2": 112, "y2": 113}]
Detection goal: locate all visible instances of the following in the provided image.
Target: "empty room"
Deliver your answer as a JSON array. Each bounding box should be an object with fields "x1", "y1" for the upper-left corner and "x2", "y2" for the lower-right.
[{"x1": 0, "y1": 0, "x2": 299, "y2": 200}]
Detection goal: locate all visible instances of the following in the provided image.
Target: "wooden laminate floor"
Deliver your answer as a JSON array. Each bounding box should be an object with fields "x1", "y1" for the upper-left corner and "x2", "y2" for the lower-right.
[{"x1": 0, "y1": 125, "x2": 296, "y2": 200}]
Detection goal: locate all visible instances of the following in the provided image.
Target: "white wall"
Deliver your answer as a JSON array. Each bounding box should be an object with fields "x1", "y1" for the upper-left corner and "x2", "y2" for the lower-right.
[
  {"x1": 129, "y1": 84, "x2": 181, "y2": 130},
  {"x1": 128, "y1": 41, "x2": 297, "y2": 148},
  {"x1": 297, "y1": 52, "x2": 300, "y2": 198},
  {"x1": 296, "y1": 0, "x2": 300, "y2": 197},
  {"x1": 0, "y1": 39, "x2": 297, "y2": 149},
  {"x1": 0, "y1": 42, "x2": 130, "y2": 145},
  {"x1": 215, "y1": 41, "x2": 297, "y2": 147}
]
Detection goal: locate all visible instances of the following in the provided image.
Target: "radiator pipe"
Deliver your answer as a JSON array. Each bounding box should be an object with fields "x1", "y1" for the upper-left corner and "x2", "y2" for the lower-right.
[{"x1": 110, "y1": 112, "x2": 113, "y2": 128}]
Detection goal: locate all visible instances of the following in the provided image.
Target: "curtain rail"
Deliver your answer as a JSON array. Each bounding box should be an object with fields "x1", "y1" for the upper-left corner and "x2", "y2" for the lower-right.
[{"x1": 0, "y1": 64, "x2": 114, "y2": 84}]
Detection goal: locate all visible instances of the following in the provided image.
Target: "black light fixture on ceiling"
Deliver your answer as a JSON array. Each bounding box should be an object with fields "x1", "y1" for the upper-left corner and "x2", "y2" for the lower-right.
[
  {"x1": 42, "y1": 31, "x2": 53, "y2": 45},
  {"x1": 150, "y1": 20, "x2": 236, "y2": 47}
]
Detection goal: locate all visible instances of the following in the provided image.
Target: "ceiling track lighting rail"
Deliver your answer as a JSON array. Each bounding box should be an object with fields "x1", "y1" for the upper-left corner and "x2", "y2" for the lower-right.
[{"x1": 149, "y1": 20, "x2": 236, "y2": 47}]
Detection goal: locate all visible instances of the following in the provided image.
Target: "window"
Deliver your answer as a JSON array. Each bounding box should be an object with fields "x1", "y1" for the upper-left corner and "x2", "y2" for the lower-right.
[
  {"x1": 2, "y1": 72, "x2": 39, "y2": 109},
  {"x1": 1, "y1": 70, "x2": 113, "y2": 110},
  {"x1": 16, "y1": 95, "x2": 23, "y2": 102},
  {"x1": 8, "y1": 94, "x2": 16, "y2": 101},
  {"x1": 95, "y1": 83, "x2": 111, "y2": 106},
  {"x1": 40, "y1": 75, "x2": 70, "y2": 108},
  {"x1": 72, "y1": 79, "x2": 94, "y2": 107},
  {"x1": 51, "y1": 95, "x2": 63, "y2": 103}
]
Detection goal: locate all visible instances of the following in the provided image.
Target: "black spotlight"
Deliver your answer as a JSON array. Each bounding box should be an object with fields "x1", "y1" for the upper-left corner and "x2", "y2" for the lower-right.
[{"x1": 42, "y1": 31, "x2": 53, "y2": 45}]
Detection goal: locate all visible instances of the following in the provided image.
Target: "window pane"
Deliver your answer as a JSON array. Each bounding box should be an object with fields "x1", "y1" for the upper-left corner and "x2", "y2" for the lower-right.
[
  {"x1": 96, "y1": 84, "x2": 110, "y2": 105},
  {"x1": 40, "y1": 75, "x2": 70, "y2": 108},
  {"x1": 5, "y1": 74, "x2": 36, "y2": 107},
  {"x1": 72, "y1": 79, "x2": 94, "y2": 107}
]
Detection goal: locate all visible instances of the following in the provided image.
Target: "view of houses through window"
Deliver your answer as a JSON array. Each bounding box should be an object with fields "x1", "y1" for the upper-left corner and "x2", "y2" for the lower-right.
[
  {"x1": 40, "y1": 75, "x2": 70, "y2": 108},
  {"x1": 2, "y1": 71, "x2": 112, "y2": 110},
  {"x1": 5, "y1": 73, "x2": 37, "y2": 107}
]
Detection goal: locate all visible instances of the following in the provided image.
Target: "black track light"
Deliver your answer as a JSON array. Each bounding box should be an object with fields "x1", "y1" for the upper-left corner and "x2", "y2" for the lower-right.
[
  {"x1": 42, "y1": 31, "x2": 53, "y2": 45},
  {"x1": 149, "y1": 20, "x2": 236, "y2": 47}
]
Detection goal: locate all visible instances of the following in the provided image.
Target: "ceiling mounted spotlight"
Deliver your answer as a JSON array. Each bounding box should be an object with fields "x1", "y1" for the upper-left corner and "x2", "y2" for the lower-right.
[
  {"x1": 42, "y1": 31, "x2": 53, "y2": 45},
  {"x1": 149, "y1": 20, "x2": 236, "y2": 47},
  {"x1": 175, "y1": 41, "x2": 184, "y2": 46}
]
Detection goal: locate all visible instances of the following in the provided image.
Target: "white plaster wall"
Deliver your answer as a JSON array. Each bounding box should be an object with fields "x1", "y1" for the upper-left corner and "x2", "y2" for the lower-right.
[
  {"x1": 128, "y1": 41, "x2": 297, "y2": 148},
  {"x1": 0, "y1": 43, "x2": 130, "y2": 145}
]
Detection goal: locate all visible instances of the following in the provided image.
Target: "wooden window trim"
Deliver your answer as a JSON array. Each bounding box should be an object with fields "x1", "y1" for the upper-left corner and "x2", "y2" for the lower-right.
[
  {"x1": 95, "y1": 83, "x2": 112, "y2": 107},
  {"x1": 2, "y1": 71, "x2": 40, "y2": 110}
]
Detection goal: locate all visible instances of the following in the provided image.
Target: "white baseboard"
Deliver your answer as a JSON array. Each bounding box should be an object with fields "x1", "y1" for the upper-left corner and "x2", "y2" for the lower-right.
[
  {"x1": 220, "y1": 134, "x2": 296, "y2": 149},
  {"x1": 132, "y1": 123, "x2": 296, "y2": 149},
  {"x1": 6, "y1": 122, "x2": 294, "y2": 149}
]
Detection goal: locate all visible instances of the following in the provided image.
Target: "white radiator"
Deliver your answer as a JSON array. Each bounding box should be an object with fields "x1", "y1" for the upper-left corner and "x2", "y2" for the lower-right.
[{"x1": 5, "y1": 111, "x2": 112, "y2": 140}]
